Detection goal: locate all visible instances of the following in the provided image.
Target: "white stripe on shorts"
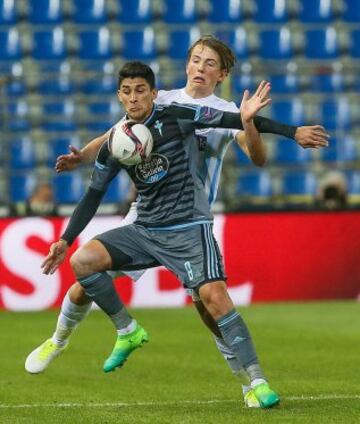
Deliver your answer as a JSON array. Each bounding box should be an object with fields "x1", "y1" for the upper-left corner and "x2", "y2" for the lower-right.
[{"x1": 203, "y1": 223, "x2": 220, "y2": 280}]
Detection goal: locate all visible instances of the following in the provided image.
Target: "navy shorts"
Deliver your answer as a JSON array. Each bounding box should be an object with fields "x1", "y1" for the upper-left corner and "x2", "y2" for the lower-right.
[{"x1": 95, "y1": 222, "x2": 226, "y2": 289}]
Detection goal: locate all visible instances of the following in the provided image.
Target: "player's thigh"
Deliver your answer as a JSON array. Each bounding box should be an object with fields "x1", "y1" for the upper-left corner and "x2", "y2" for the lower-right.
[
  {"x1": 95, "y1": 224, "x2": 159, "y2": 271},
  {"x1": 150, "y1": 223, "x2": 226, "y2": 289}
]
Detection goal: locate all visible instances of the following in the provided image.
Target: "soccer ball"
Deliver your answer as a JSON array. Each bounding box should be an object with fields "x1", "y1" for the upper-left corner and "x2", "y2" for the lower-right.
[{"x1": 109, "y1": 120, "x2": 153, "y2": 166}]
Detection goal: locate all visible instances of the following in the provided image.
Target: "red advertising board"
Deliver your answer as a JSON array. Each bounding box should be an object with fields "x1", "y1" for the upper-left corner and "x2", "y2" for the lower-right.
[{"x1": 0, "y1": 212, "x2": 359, "y2": 310}]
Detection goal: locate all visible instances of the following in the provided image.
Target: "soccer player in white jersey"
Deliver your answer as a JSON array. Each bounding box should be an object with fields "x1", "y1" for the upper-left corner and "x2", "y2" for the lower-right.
[{"x1": 25, "y1": 36, "x2": 328, "y2": 408}]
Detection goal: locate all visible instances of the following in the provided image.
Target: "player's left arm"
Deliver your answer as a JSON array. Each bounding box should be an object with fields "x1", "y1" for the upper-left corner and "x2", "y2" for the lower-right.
[{"x1": 235, "y1": 80, "x2": 271, "y2": 166}]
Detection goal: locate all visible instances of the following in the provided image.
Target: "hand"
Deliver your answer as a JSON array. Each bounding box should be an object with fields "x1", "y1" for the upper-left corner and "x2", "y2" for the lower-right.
[
  {"x1": 41, "y1": 239, "x2": 69, "y2": 275},
  {"x1": 295, "y1": 125, "x2": 330, "y2": 149},
  {"x1": 55, "y1": 145, "x2": 83, "y2": 173},
  {"x1": 240, "y1": 80, "x2": 272, "y2": 124}
]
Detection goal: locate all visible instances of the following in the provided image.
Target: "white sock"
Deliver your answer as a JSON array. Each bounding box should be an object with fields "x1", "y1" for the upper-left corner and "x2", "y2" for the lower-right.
[
  {"x1": 117, "y1": 319, "x2": 137, "y2": 335},
  {"x1": 251, "y1": 378, "x2": 267, "y2": 388},
  {"x1": 51, "y1": 292, "x2": 92, "y2": 346}
]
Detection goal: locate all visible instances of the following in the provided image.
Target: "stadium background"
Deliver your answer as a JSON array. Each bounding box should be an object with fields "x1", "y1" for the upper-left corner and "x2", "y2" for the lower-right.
[{"x1": 0, "y1": 0, "x2": 360, "y2": 310}]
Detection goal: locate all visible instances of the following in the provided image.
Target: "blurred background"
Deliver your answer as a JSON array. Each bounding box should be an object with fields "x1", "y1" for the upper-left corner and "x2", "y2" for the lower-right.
[{"x1": 0, "y1": 0, "x2": 359, "y2": 216}]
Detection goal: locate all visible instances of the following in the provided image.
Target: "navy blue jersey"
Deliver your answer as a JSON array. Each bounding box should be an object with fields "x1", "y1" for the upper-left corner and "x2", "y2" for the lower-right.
[{"x1": 90, "y1": 102, "x2": 242, "y2": 228}]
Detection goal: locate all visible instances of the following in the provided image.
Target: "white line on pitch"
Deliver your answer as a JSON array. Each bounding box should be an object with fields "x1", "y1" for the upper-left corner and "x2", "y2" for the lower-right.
[{"x1": 1, "y1": 395, "x2": 360, "y2": 409}]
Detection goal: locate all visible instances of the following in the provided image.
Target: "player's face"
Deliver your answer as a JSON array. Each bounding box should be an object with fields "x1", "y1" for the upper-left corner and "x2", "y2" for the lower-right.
[
  {"x1": 118, "y1": 78, "x2": 157, "y2": 122},
  {"x1": 185, "y1": 44, "x2": 227, "y2": 98}
]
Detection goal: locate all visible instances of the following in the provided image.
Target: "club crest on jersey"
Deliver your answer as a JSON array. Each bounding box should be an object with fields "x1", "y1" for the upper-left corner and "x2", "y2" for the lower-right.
[
  {"x1": 135, "y1": 153, "x2": 169, "y2": 184},
  {"x1": 154, "y1": 120, "x2": 163, "y2": 136}
]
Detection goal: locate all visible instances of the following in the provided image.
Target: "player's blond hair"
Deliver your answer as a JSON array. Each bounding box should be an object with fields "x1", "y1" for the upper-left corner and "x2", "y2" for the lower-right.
[{"x1": 186, "y1": 35, "x2": 236, "y2": 75}]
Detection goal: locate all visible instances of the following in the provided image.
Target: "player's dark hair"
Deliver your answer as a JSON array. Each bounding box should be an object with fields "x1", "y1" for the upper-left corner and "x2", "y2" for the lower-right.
[
  {"x1": 118, "y1": 61, "x2": 156, "y2": 89},
  {"x1": 186, "y1": 35, "x2": 236, "y2": 75}
]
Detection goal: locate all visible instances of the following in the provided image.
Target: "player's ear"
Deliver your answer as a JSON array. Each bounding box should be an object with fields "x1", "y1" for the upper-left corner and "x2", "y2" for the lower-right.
[
  {"x1": 217, "y1": 69, "x2": 228, "y2": 84},
  {"x1": 151, "y1": 88, "x2": 158, "y2": 100},
  {"x1": 117, "y1": 89, "x2": 122, "y2": 103}
]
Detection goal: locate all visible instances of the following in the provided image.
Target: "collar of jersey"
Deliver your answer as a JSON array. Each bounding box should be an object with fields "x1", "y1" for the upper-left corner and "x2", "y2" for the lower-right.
[{"x1": 180, "y1": 88, "x2": 217, "y2": 105}]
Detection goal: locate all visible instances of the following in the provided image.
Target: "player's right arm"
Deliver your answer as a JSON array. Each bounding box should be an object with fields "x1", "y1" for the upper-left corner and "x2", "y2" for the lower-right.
[
  {"x1": 42, "y1": 142, "x2": 120, "y2": 275},
  {"x1": 55, "y1": 131, "x2": 110, "y2": 173}
]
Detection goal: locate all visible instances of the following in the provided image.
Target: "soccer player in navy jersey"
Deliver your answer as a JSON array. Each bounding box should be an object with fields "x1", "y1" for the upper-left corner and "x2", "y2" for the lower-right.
[
  {"x1": 31, "y1": 60, "x2": 326, "y2": 409},
  {"x1": 26, "y1": 37, "x2": 328, "y2": 408}
]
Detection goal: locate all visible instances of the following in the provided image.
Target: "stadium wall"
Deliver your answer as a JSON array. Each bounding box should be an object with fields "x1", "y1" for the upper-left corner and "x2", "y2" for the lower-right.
[{"x1": 0, "y1": 212, "x2": 359, "y2": 311}]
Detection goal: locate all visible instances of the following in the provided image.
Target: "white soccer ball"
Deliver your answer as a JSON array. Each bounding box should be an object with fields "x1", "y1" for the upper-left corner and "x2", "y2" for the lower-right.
[{"x1": 109, "y1": 120, "x2": 153, "y2": 166}]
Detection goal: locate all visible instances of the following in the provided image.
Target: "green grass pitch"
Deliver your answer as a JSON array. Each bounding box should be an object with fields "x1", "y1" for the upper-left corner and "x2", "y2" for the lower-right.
[{"x1": 1, "y1": 302, "x2": 360, "y2": 423}]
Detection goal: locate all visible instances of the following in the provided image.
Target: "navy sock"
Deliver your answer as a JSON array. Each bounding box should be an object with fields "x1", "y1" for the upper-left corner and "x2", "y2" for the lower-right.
[
  {"x1": 217, "y1": 309, "x2": 259, "y2": 370},
  {"x1": 78, "y1": 272, "x2": 132, "y2": 329}
]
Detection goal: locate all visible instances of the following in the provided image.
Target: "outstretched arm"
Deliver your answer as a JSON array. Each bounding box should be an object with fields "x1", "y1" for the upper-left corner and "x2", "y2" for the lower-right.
[
  {"x1": 55, "y1": 131, "x2": 111, "y2": 173},
  {"x1": 237, "y1": 80, "x2": 271, "y2": 166}
]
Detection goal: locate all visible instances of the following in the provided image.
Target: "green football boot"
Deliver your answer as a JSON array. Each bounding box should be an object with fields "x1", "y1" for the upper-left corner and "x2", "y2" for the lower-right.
[
  {"x1": 103, "y1": 325, "x2": 149, "y2": 373},
  {"x1": 252, "y1": 382, "x2": 280, "y2": 408}
]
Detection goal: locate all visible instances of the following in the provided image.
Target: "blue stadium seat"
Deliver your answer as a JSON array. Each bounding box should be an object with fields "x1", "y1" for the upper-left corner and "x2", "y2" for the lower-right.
[
  {"x1": 271, "y1": 99, "x2": 304, "y2": 126},
  {"x1": 82, "y1": 76, "x2": 117, "y2": 94},
  {"x1": 38, "y1": 77, "x2": 76, "y2": 95},
  {"x1": 42, "y1": 99, "x2": 75, "y2": 117},
  {"x1": 217, "y1": 28, "x2": 250, "y2": 59},
  {"x1": 10, "y1": 174, "x2": 37, "y2": 202},
  {"x1": 208, "y1": 0, "x2": 244, "y2": 23},
  {"x1": 53, "y1": 173, "x2": 85, "y2": 203},
  {"x1": 102, "y1": 173, "x2": 131, "y2": 203},
  {"x1": 168, "y1": 27, "x2": 201, "y2": 60},
  {"x1": 42, "y1": 121, "x2": 77, "y2": 132},
  {"x1": 305, "y1": 28, "x2": 339, "y2": 59},
  {"x1": 320, "y1": 98, "x2": 351, "y2": 131},
  {"x1": 312, "y1": 73, "x2": 344, "y2": 93},
  {"x1": 232, "y1": 143, "x2": 251, "y2": 165},
  {"x1": 274, "y1": 139, "x2": 312, "y2": 164},
  {"x1": 73, "y1": 0, "x2": 107, "y2": 23},
  {"x1": 47, "y1": 136, "x2": 80, "y2": 166},
  {"x1": 282, "y1": 171, "x2": 317, "y2": 196},
  {"x1": 254, "y1": 0, "x2": 288, "y2": 23},
  {"x1": 347, "y1": 171, "x2": 360, "y2": 196},
  {"x1": 78, "y1": 27, "x2": 112, "y2": 60},
  {"x1": 7, "y1": 100, "x2": 29, "y2": 131},
  {"x1": 163, "y1": 0, "x2": 197, "y2": 23},
  {"x1": 343, "y1": 0, "x2": 360, "y2": 22},
  {"x1": 232, "y1": 74, "x2": 255, "y2": 96},
  {"x1": 6, "y1": 80, "x2": 26, "y2": 96},
  {"x1": 299, "y1": 0, "x2": 334, "y2": 23},
  {"x1": 236, "y1": 171, "x2": 272, "y2": 197},
  {"x1": 87, "y1": 100, "x2": 122, "y2": 117},
  {"x1": 118, "y1": 0, "x2": 152, "y2": 24},
  {"x1": 0, "y1": 28, "x2": 21, "y2": 61},
  {"x1": 270, "y1": 74, "x2": 299, "y2": 93},
  {"x1": 10, "y1": 137, "x2": 36, "y2": 170},
  {"x1": 350, "y1": 30, "x2": 360, "y2": 59},
  {"x1": 32, "y1": 28, "x2": 67, "y2": 61},
  {"x1": 41, "y1": 100, "x2": 76, "y2": 132},
  {"x1": 28, "y1": 0, "x2": 63, "y2": 24},
  {"x1": 259, "y1": 28, "x2": 293, "y2": 60},
  {"x1": 0, "y1": 0, "x2": 17, "y2": 24},
  {"x1": 122, "y1": 28, "x2": 155, "y2": 60},
  {"x1": 322, "y1": 137, "x2": 357, "y2": 162}
]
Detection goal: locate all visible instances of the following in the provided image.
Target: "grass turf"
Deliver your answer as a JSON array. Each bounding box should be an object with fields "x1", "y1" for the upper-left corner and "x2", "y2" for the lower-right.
[{"x1": 0, "y1": 302, "x2": 360, "y2": 423}]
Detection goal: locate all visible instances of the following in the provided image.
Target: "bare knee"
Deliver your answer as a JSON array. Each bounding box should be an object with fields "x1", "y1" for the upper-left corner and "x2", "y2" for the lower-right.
[
  {"x1": 70, "y1": 240, "x2": 112, "y2": 279},
  {"x1": 198, "y1": 281, "x2": 234, "y2": 320},
  {"x1": 68, "y1": 282, "x2": 90, "y2": 305}
]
